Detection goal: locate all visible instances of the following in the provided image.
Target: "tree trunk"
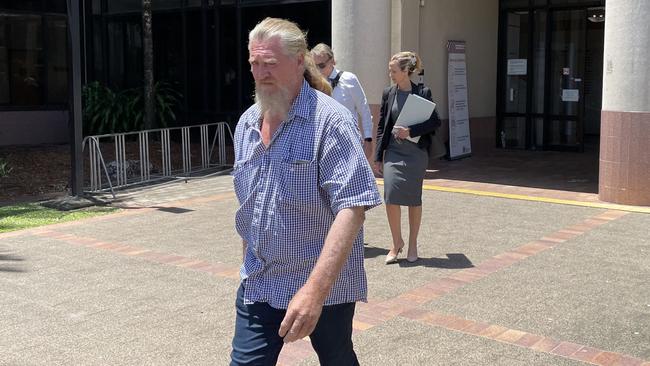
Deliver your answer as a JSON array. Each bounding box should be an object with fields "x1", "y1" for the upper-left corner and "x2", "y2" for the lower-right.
[{"x1": 142, "y1": 0, "x2": 154, "y2": 130}]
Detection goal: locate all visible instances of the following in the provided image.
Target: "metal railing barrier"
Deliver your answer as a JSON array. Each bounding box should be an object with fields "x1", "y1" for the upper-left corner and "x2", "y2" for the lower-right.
[{"x1": 82, "y1": 122, "x2": 234, "y2": 197}]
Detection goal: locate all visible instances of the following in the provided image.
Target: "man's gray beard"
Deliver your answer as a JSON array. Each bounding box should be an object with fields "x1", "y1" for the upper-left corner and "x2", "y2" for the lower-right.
[{"x1": 255, "y1": 85, "x2": 291, "y2": 119}]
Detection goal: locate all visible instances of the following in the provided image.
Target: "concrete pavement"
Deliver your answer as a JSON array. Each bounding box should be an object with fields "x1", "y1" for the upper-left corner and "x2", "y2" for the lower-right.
[{"x1": 0, "y1": 174, "x2": 648, "y2": 365}]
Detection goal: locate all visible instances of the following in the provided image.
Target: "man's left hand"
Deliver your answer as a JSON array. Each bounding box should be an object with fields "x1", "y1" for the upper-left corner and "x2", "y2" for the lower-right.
[{"x1": 278, "y1": 286, "x2": 324, "y2": 343}]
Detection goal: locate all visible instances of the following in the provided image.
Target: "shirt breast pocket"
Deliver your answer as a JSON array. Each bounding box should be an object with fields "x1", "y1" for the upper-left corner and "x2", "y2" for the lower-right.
[{"x1": 280, "y1": 160, "x2": 319, "y2": 206}]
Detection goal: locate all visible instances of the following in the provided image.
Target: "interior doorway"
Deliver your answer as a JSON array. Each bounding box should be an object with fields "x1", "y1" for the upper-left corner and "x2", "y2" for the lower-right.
[{"x1": 497, "y1": 2, "x2": 605, "y2": 152}]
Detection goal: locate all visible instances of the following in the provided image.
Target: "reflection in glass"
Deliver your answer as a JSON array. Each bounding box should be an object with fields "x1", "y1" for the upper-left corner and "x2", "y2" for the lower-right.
[
  {"x1": 504, "y1": 11, "x2": 528, "y2": 114},
  {"x1": 6, "y1": 14, "x2": 43, "y2": 105},
  {"x1": 46, "y1": 16, "x2": 68, "y2": 103},
  {"x1": 502, "y1": 117, "x2": 526, "y2": 149}
]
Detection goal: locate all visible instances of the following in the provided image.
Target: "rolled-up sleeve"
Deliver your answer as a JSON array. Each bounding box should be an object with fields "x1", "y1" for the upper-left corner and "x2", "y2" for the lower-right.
[{"x1": 318, "y1": 115, "x2": 382, "y2": 215}]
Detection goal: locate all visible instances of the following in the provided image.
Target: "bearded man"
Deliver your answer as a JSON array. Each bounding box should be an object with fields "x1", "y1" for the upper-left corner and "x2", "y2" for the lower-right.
[{"x1": 229, "y1": 17, "x2": 381, "y2": 366}]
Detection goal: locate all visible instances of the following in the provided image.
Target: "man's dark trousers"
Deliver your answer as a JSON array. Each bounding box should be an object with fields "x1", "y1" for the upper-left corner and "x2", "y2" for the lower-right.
[{"x1": 230, "y1": 284, "x2": 360, "y2": 366}]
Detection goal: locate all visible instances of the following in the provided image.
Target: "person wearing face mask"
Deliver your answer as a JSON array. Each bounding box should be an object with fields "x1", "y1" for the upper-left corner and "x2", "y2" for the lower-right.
[{"x1": 374, "y1": 51, "x2": 441, "y2": 265}]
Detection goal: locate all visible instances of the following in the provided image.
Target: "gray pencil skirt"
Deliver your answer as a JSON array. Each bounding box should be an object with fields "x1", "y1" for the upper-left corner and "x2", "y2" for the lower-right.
[{"x1": 383, "y1": 136, "x2": 428, "y2": 206}]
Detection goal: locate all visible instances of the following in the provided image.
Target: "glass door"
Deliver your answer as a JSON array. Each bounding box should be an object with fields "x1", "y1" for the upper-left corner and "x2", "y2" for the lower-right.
[
  {"x1": 500, "y1": 11, "x2": 529, "y2": 149},
  {"x1": 543, "y1": 8, "x2": 586, "y2": 150}
]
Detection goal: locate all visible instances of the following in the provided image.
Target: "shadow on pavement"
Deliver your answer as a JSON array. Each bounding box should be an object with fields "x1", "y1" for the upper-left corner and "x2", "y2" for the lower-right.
[
  {"x1": 364, "y1": 246, "x2": 474, "y2": 269},
  {"x1": 0, "y1": 248, "x2": 27, "y2": 273},
  {"x1": 398, "y1": 253, "x2": 474, "y2": 269}
]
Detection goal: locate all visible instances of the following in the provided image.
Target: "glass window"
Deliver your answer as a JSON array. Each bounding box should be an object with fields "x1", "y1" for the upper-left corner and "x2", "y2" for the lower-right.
[
  {"x1": 504, "y1": 11, "x2": 529, "y2": 114},
  {"x1": 186, "y1": 0, "x2": 203, "y2": 7},
  {"x1": 153, "y1": 0, "x2": 184, "y2": 11},
  {"x1": 532, "y1": 10, "x2": 546, "y2": 113},
  {"x1": 0, "y1": 18, "x2": 8, "y2": 104},
  {"x1": 45, "y1": 16, "x2": 67, "y2": 103},
  {"x1": 107, "y1": 0, "x2": 140, "y2": 14},
  {"x1": 92, "y1": 0, "x2": 102, "y2": 15},
  {"x1": 45, "y1": 0, "x2": 66, "y2": 13},
  {"x1": 0, "y1": 1, "x2": 43, "y2": 11},
  {"x1": 3, "y1": 14, "x2": 44, "y2": 106},
  {"x1": 125, "y1": 22, "x2": 142, "y2": 89},
  {"x1": 501, "y1": 117, "x2": 527, "y2": 149},
  {"x1": 107, "y1": 22, "x2": 125, "y2": 89},
  {"x1": 500, "y1": 0, "x2": 529, "y2": 10}
]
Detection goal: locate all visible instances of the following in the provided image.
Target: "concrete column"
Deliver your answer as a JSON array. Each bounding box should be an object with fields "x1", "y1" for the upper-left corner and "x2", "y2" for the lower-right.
[
  {"x1": 332, "y1": 0, "x2": 391, "y2": 106},
  {"x1": 599, "y1": 0, "x2": 650, "y2": 205}
]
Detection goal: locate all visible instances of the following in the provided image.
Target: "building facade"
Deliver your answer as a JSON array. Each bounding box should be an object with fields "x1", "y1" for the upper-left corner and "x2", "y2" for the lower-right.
[{"x1": 1, "y1": 0, "x2": 648, "y2": 205}]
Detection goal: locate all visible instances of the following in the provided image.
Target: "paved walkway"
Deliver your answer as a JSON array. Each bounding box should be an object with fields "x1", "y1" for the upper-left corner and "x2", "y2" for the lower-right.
[{"x1": 1, "y1": 173, "x2": 649, "y2": 365}]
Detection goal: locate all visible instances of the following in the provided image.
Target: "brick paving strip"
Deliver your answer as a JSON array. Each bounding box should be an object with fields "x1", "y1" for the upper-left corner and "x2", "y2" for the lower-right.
[{"x1": 33, "y1": 229, "x2": 241, "y2": 280}]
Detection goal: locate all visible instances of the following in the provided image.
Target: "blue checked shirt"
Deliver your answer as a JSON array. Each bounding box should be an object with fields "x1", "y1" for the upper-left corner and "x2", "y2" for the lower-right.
[{"x1": 232, "y1": 80, "x2": 382, "y2": 309}]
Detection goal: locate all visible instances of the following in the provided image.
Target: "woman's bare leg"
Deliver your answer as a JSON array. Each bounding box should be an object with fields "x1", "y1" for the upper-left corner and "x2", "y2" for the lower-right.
[
  {"x1": 386, "y1": 204, "x2": 404, "y2": 256},
  {"x1": 407, "y1": 205, "x2": 422, "y2": 260}
]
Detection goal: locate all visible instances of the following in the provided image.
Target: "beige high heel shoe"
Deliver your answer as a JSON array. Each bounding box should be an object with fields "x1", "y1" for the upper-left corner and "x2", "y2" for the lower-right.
[{"x1": 385, "y1": 243, "x2": 404, "y2": 264}]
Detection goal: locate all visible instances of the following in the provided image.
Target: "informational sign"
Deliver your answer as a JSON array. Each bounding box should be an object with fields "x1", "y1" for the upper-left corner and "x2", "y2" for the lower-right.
[
  {"x1": 507, "y1": 59, "x2": 527, "y2": 75},
  {"x1": 561, "y1": 89, "x2": 579, "y2": 102},
  {"x1": 447, "y1": 40, "x2": 472, "y2": 159}
]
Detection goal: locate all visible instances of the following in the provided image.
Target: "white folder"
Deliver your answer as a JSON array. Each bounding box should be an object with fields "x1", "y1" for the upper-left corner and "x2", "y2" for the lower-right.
[{"x1": 393, "y1": 93, "x2": 436, "y2": 143}]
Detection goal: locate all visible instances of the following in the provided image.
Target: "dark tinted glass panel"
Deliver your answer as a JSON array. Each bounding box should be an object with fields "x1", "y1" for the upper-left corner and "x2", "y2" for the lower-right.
[
  {"x1": 107, "y1": 22, "x2": 125, "y2": 89},
  {"x1": 218, "y1": 6, "x2": 237, "y2": 113},
  {"x1": 92, "y1": 0, "x2": 101, "y2": 14},
  {"x1": 532, "y1": 10, "x2": 546, "y2": 113},
  {"x1": 500, "y1": 0, "x2": 529, "y2": 9},
  {"x1": 501, "y1": 117, "x2": 526, "y2": 149},
  {"x1": 45, "y1": 0, "x2": 66, "y2": 13},
  {"x1": 125, "y1": 22, "x2": 142, "y2": 88},
  {"x1": 550, "y1": 0, "x2": 594, "y2": 4},
  {"x1": 91, "y1": 15, "x2": 104, "y2": 81},
  {"x1": 0, "y1": 16, "x2": 8, "y2": 103},
  {"x1": 549, "y1": 9, "x2": 585, "y2": 117},
  {"x1": 7, "y1": 14, "x2": 43, "y2": 105},
  {"x1": 504, "y1": 11, "x2": 529, "y2": 114},
  {"x1": 0, "y1": 0, "x2": 43, "y2": 11},
  {"x1": 45, "y1": 16, "x2": 67, "y2": 103},
  {"x1": 107, "y1": 0, "x2": 140, "y2": 14},
  {"x1": 153, "y1": 12, "x2": 184, "y2": 122},
  {"x1": 153, "y1": 0, "x2": 184, "y2": 10},
  {"x1": 186, "y1": 10, "x2": 203, "y2": 113}
]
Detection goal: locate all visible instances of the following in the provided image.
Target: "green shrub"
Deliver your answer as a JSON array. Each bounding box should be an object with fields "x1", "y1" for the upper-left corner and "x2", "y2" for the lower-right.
[{"x1": 82, "y1": 81, "x2": 182, "y2": 136}]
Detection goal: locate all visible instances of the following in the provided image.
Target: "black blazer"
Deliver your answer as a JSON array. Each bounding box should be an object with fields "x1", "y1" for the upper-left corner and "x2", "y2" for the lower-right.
[{"x1": 374, "y1": 82, "x2": 441, "y2": 162}]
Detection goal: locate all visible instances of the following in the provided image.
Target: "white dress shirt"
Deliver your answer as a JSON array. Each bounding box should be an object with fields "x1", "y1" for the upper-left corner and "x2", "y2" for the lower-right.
[{"x1": 328, "y1": 68, "x2": 373, "y2": 139}]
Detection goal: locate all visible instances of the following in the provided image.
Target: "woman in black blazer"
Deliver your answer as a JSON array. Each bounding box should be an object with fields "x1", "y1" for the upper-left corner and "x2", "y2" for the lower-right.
[{"x1": 374, "y1": 51, "x2": 441, "y2": 264}]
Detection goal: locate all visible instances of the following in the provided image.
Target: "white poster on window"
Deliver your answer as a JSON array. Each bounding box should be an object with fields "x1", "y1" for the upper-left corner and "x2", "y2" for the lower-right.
[
  {"x1": 507, "y1": 59, "x2": 527, "y2": 75},
  {"x1": 447, "y1": 40, "x2": 472, "y2": 159}
]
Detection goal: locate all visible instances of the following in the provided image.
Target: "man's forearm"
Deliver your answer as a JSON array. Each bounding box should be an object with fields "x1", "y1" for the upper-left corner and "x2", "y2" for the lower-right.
[{"x1": 302, "y1": 206, "x2": 365, "y2": 302}]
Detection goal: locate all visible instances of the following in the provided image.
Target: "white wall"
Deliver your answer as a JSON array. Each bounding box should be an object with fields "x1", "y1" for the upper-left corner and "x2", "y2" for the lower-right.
[{"x1": 415, "y1": 0, "x2": 499, "y2": 119}]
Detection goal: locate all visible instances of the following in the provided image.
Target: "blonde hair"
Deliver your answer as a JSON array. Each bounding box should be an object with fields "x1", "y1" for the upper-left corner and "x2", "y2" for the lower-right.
[
  {"x1": 391, "y1": 51, "x2": 422, "y2": 76},
  {"x1": 248, "y1": 17, "x2": 332, "y2": 96},
  {"x1": 310, "y1": 43, "x2": 334, "y2": 60}
]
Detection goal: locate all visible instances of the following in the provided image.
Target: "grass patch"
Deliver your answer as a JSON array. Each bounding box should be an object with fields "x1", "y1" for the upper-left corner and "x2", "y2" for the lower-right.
[{"x1": 0, "y1": 203, "x2": 118, "y2": 233}]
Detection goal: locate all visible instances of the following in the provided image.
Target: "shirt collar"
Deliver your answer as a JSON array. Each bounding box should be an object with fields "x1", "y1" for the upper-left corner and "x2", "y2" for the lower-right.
[{"x1": 245, "y1": 79, "x2": 312, "y2": 129}]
